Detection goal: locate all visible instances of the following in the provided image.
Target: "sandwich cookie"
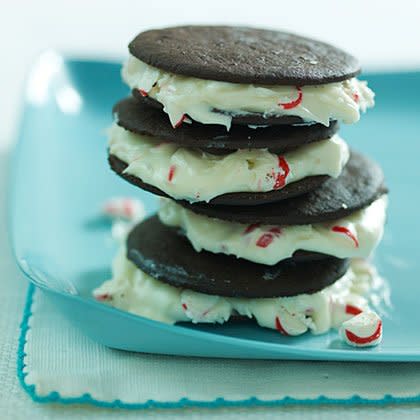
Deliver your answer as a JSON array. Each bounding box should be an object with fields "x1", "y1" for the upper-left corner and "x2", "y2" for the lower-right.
[
  {"x1": 93, "y1": 232, "x2": 385, "y2": 336},
  {"x1": 178, "y1": 151, "x2": 388, "y2": 224},
  {"x1": 126, "y1": 215, "x2": 349, "y2": 298},
  {"x1": 108, "y1": 99, "x2": 349, "y2": 205},
  {"x1": 123, "y1": 26, "x2": 374, "y2": 129},
  {"x1": 159, "y1": 195, "x2": 387, "y2": 265}
]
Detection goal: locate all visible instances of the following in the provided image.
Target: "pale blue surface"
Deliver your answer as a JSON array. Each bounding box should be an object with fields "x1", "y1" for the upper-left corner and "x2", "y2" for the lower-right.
[{"x1": 10, "y1": 55, "x2": 420, "y2": 361}]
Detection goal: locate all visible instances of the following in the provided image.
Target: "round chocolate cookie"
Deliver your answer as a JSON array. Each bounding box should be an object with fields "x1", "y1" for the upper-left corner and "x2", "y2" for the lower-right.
[
  {"x1": 116, "y1": 96, "x2": 339, "y2": 150},
  {"x1": 108, "y1": 154, "x2": 329, "y2": 206},
  {"x1": 129, "y1": 26, "x2": 360, "y2": 85},
  {"x1": 179, "y1": 151, "x2": 388, "y2": 224},
  {"x1": 126, "y1": 215, "x2": 350, "y2": 298}
]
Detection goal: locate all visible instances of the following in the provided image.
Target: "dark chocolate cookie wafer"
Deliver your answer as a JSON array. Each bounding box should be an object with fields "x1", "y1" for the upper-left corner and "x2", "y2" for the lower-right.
[
  {"x1": 117, "y1": 96, "x2": 339, "y2": 151},
  {"x1": 126, "y1": 215, "x2": 350, "y2": 298},
  {"x1": 109, "y1": 154, "x2": 329, "y2": 205},
  {"x1": 129, "y1": 26, "x2": 360, "y2": 85},
  {"x1": 179, "y1": 151, "x2": 388, "y2": 224}
]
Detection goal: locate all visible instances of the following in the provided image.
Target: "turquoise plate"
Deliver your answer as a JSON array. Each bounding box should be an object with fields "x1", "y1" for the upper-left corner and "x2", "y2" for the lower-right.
[{"x1": 10, "y1": 52, "x2": 420, "y2": 361}]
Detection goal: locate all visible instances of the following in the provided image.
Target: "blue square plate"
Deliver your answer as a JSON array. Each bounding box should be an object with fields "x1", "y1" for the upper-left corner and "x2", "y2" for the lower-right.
[{"x1": 10, "y1": 52, "x2": 420, "y2": 361}]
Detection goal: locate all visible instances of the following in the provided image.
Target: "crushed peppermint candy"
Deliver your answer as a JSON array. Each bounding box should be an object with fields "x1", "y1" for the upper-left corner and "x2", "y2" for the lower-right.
[
  {"x1": 278, "y1": 86, "x2": 303, "y2": 110},
  {"x1": 275, "y1": 316, "x2": 289, "y2": 336},
  {"x1": 345, "y1": 304, "x2": 363, "y2": 316},
  {"x1": 243, "y1": 223, "x2": 261, "y2": 235},
  {"x1": 340, "y1": 311, "x2": 383, "y2": 347},
  {"x1": 93, "y1": 292, "x2": 112, "y2": 302},
  {"x1": 273, "y1": 156, "x2": 290, "y2": 189},
  {"x1": 168, "y1": 165, "x2": 176, "y2": 182},
  {"x1": 102, "y1": 197, "x2": 146, "y2": 242},
  {"x1": 138, "y1": 88, "x2": 148, "y2": 97},
  {"x1": 256, "y1": 227, "x2": 282, "y2": 248},
  {"x1": 102, "y1": 197, "x2": 145, "y2": 221},
  {"x1": 174, "y1": 114, "x2": 187, "y2": 128},
  {"x1": 331, "y1": 225, "x2": 359, "y2": 248},
  {"x1": 180, "y1": 290, "x2": 230, "y2": 323}
]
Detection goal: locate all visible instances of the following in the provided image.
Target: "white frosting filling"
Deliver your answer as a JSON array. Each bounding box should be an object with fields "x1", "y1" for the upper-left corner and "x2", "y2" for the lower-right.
[
  {"x1": 93, "y1": 252, "x2": 385, "y2": 336},
  {"x1": 109, "y1": 124, "x2": 349, "y2": 203},
  {"x1": 122, "y1": 56, "x2": 375, "y2": 129},
  {"x1": 158, "y1": 196, "x2": 387, "y2": 265}
]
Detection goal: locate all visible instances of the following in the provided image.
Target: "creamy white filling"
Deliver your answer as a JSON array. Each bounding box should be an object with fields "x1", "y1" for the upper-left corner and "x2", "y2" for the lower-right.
[
  {"x1": 158, "y1": 196, "x2": 387, "y2": 265},
  {"x1": 109, "y1": 124, "x2": 349, "y2": 203},
  {"x1": 93, "y1": 251, "x2": 386, "y2": 336},
  {"x1": 122, "y1": 56, "x2": 375, "y2": 129}
]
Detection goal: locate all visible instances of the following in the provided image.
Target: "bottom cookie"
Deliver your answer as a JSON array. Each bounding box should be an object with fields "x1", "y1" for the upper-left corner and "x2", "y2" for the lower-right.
[{"x1": 93, "y1": 247, "x2": 386, "y2": 338}]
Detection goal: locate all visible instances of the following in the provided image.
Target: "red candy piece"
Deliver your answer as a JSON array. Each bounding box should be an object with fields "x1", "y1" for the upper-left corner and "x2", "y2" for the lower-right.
[
  {"x1": 278, "y1": 86, "x2": 303, "y2": 110},
  {"x1": 275, "y1": 316, "x2": 289, "y2": 336},
  {"x1": 331, "y1": 226, "x2": 359, "y2": 248},
  {"x1": 256, "y1": 227, "x2": 281, "y2": 248},
  {"x1": 244, "y1": 223, "x2": 261, "y2": 234},
  {"x1": 168, "y1": 165, "x2": 176, "y2": 182},
  {"x1": 182, "y1": 303, "x2": 188, "y2": 310},
  {"x1": 103, "y1": 198, "x2": 137, "y2": 219},
  {"x1": 122, "y1": 199, "x2": 134, "y2": 218},
  {"x1": 174, "y1": 114, "x2": 186, "y2": 128},
  {"x1": 95, "y1": 293, "x2": 111, "y2": 301},
  {"x1": 353, "y1": 92, "x2": 360, "y2": 103},
  {"x1": 256, "y1": 233, "x2": 274, "y2": 248},
  {"x1": 138, "y1": 88, "x2": 148, "y2": 97},
  {"x1": 273, "y1": 156, "x2": 290, "y2": 190},
  {"x1": 345, "y1": 304, "x2": 363, "y2": 316},
  {"x1": 345, "y1": 320, "x2": 382, "y2": 345}
]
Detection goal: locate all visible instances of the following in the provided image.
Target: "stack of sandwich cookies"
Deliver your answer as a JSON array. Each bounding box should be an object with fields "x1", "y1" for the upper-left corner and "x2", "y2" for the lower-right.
[{"x1": 96, "y1": 26, "x2": 388, "y2": 346}]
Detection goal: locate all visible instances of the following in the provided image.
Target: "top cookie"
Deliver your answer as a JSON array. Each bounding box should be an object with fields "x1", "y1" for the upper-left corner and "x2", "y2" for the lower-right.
[{"x1": 129, "y1": 26, "x2": 360, "y2": 85}]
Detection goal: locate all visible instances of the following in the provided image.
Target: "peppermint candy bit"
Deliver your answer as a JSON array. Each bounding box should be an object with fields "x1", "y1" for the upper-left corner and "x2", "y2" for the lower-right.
[
  {"x1": 275, "y1": 316, "x2": 289, "y2": 336},
  {"x1": 345, "y1": 304, "x2": 363, "y2": 316},
  {"x1": 182, "y1": 303, "x2": 188, "y2": 310},
  {"x1": 345, "y1": 321, "x2": 382, "y2": 346},
  {"x1": 256, "y1": 227, "x2": 281, "y2": 248},
  {"x1": 331, "y1": 225, "x2": 359, "y2": 248},
  {"x1": 352, "y1": 92, "x2": 360, "y2": 103},
  {"x1": 168, "y1": 165, "x2": 176, "y2": 182},
  {"x1": 256, "y1": 233, "x2": 274, "y2": 248},
  {"x1": 95, "y1": 293, "x2": 112, "y2": 302},
  {"x1": 138, "y1": 88, "x2": 148, "y2": 97},
  {"x1": 103, "y1": 197, "x2": 141, "y2": 220},
  {"x1": 273, "y1": 156, "x2": 290, "y2": 190},
  {"x1": 278, "y1": 86, "x2": 303, "y2": 110},
  {"x1": 243, "y1": 223, "x2": 260, "y2": 234},
  {"x1": 340, "y1": 311, "x2": 382, "y2": 347},
  {"x1": 174, "y1": 114, "x2": 186, "y2": 128}
]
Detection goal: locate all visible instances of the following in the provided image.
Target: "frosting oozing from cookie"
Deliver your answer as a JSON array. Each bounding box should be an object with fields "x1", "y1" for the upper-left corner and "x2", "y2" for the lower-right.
[
  {"x1": 94, "y1": 250, "x2": 386, "y2": 338},
  {"x1": 158, "y1": 196, "x2": 387, "y2": 265},
  {"x1": 122, "y1": 56, "x2": 374, "y2": 129},
  {"x1": 108, "y1": 123, "x2": 349, "y2": 203}
]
